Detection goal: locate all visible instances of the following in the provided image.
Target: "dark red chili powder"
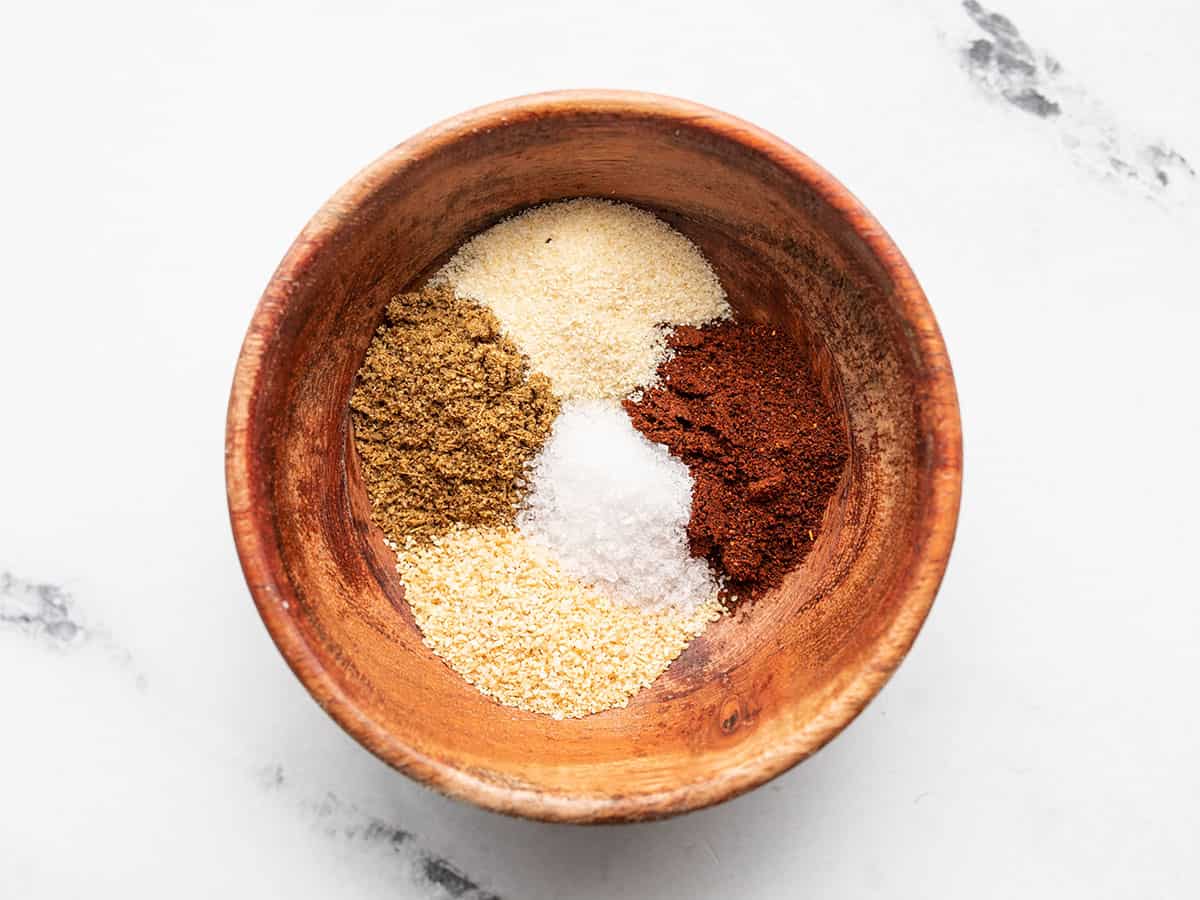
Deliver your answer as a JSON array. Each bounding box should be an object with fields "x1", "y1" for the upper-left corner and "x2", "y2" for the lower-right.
[{"x1": 623, "y1": 321, "x2": 848, "y2": 602}]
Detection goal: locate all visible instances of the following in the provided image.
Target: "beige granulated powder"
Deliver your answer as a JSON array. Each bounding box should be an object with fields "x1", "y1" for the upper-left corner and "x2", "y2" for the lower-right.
[
  {"x1": 350, "y1": 285, "x2": 559, "y2": 545},
  {"x1": 395, "y1": 525, "x2": 722, "y2": 719},
  {"x1": 434, "y1": 198, "x2": 730, "y2": 400}
]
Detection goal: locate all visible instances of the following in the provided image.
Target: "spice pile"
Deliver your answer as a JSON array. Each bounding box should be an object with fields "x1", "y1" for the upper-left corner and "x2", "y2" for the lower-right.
[
  {"x1": 519, "y1": 401, "x2": 718, "y2": 610},
  {"x1": 350, "y1": 285, "x2": 558, "y2": 542},
  {"x1": 351, "y1": 199, "x2": 847, "y2": 719},
  {"x1": 624, "y1": 323, "x2": 848, "y2": 600},
  {"x1": 433, "y1": 198, "x2": 727, "y2": 399},
  {"x1": 395, "y1": 526, "x2": 718, "y2": 718}
]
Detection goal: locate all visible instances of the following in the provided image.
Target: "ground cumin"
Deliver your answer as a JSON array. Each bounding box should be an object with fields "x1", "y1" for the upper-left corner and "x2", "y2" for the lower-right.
[
  {"x1": 623, "y1": 321, "x2": 848, "y2": 601},
  {"x1": 350, "y1": 285, "x2": 559, "y2": 544}
]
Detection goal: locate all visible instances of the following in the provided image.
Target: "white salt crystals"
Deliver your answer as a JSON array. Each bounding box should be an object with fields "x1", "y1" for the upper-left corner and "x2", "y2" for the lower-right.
[
  {"x1": 434, "y1": 198, "x2": 730, "y2": 400},
  {"x1": 518, "y1": 401, "x2": 719, "y2": 611}
]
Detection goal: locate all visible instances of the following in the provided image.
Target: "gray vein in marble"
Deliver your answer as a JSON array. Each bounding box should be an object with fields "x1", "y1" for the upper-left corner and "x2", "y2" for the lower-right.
[
  {"x1": 958, "y1": 0, "x2": 1195, "y2": 196},
  {"x1": 1, "y1": 570, "x2": 146, "y2": 688},
  {"x1": 257, "y1": 765, "x2": 500, "y2": 899},
  {"x1": 962, "y1": 1, "x2": 1060, "y2": 119},
  {"x1": 1, "y1": 571, "x2": 85, "y2": 643}
]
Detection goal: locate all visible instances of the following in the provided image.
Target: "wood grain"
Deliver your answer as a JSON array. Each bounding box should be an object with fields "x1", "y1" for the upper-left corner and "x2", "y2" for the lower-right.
[{"x1": 225, "y1": 90, "x2": 963, "y2": 823}]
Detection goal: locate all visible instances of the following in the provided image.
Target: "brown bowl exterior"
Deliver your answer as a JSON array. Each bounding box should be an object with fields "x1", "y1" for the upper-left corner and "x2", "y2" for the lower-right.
[{"x1": 225, "y1": 90, "x2": 962, "y2": 823}]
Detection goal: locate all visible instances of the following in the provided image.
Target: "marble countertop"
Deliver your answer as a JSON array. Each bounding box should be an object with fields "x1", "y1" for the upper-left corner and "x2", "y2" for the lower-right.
[{"x1": 3, "y1": 1, "x2": 1197, "y2": 897}]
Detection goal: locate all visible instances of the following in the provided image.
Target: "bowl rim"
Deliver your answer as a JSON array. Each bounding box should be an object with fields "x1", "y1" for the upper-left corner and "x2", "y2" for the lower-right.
[{"x1": 225, "y1": 89, "x2": 963, "y2": 823}]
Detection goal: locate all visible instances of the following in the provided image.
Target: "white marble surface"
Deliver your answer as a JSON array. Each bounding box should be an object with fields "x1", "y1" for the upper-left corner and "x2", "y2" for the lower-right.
[{"x1": 3, "y1": 1, "x2": 1198, "y2": 897}]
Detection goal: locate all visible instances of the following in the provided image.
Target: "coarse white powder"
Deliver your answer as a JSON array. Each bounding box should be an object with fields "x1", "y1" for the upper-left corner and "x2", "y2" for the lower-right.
[
  {"x1": 434, "y1": 198, "x2": 729, "y2": 400},
  {"x1": 517, "y1": 400, "x2": 719, "y2": 610}
]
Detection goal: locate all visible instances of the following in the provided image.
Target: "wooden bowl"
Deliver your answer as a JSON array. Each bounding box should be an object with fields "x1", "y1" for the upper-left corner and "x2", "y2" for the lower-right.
[{"x1": 226, "y1": 91, "x2": 962, "y2": 823}]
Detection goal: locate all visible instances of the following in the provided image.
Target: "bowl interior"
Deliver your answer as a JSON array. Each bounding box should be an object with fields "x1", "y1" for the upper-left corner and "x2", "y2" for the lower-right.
[{"x1": 228, "y1": 94, "x2": 959, "y2": 822}]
